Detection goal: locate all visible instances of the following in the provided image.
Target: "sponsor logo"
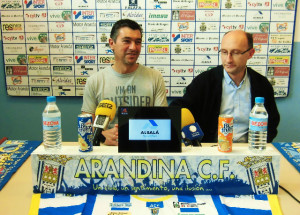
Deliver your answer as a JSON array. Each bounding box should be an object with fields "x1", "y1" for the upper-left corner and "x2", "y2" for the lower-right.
[
  {"x1": 98, "y1": 56, "x2": 115, "y2": 64},
  {"x1": 11, "y1": 76, "x2": 23, "y2": 85},
  {"x1": 52, "y1": 77, "x2": 74, "y2": 85},
  {"x1": 24, "y1": 12, "x2": 47, "y2": 19},
  {"x1": 176, "y1": 77, "x2": 187, "y2": 85},
  {"x1": 3, "y1": 34, "x2": 25, "y2": 42},
  {"x1": 122, "y1": 11, "x2": 144, "y2": 19},
  {"x1": 30, "y1": 77, "x2": 51, "y2": 84},
  {"x1": 125, "y1": 0, "x2": 141, "y2": 9},
  {"x1": 74, "y1": 10, "x2": 95, "y2": 20},
  {"x1": 120, "y1": 107, "x2": 128, "y2": 115},
  {"x1": 75, "y1": 34, "x2": 96, "y2": 41},
  {"x1": 247, "y1": 2, "x2": 270, "y2": 8},
  {"x1": 6, "y1": 66, "x2": 27, "y2": 76},
  {"x1": 173, "y1": 201, "x2": 205, "y2": 208},
  {"x1": 25, "y1": 0, "x2": 46, "y2": 8},
  {"x1": 148, "y1": 13, "x2": 169, "y2": 19},
  {"x1": 2, "y1": 23, "x2": 22, "y2": 31},
  {"x1": 38, "y1": 33, "x2": 48, "y2": 43},
  {"x1": 253, "y1": 33, "x2": 268, "y2": 43},
  {"x1": 28, "y1": 56, "x2": 49, "y2": 64},
  {"x1": 268, "y1": 56, "x2": 290, "y2": 65},
  {"x1": 78, "y1": 65, "x2": 95, "y2": 75},
  {"x1": 53, "y1": 66, "x2": 73, "y2": 71},
  {"x1": 267, "y1": 67, "x2": 289, "y2": 76},
  {"x1": 221, "y1": 24, "x2": 244, "y2": 31},
  {"x1": 177, "y1": 22, "x2": 189, "y2": 31},
  {"x1": 198, "y1": 1, "x2": 219, "y2": 8},
  {"x1": 16, "y1": 55, "x2": 27, "y2": 64},
  {"x1": 99, "y1": 12, "x2": 120, "y2": 19},
  {"x1": 148, "y1": 34, "x2": 169, "y2": 42},
  {"x1": 62, "y1": 11, "x2": 72, "y2": 20},
  {"x1": 1, "y1": 2, "x2": 22, "y2": 9},
  {"x1": 31, "y1": 87, "x2": 50, "y2": 92},
  {"x1": 54, "y1": 33, "x2": 66, "y2": 42},
  {"x1": 172, "y1": 33, "x2": 193, "y2": 42},
  {"x1": 259, "y1": 23, "x2": 269, "y2": 33},
  {"x1": 172, "y1": 68, "x2": 193, "y2": 74},
  {"x1": 148, "y1": 45, "x2": 169, "y2": 54},
  {"x1": 28, "y1": 46, "x2": 46, "y2": 53},
  {"x1": 28, "y1": 65, "x2": 50, "y2": 70},
  {"x1": 99, "y1": 22, "x2": 114, "y2": 27},
  {"x1": 274, "y1": 88, "x2": 287, "y2": 97},
  {"x1": 75, "y1": 55, "x2": 96, "y2": 64},
  {"x1": 109, "y1": 202, "x2": 132, "y2": 208},
  {"x1": 141, "y1": 120, "x2": 159, "y2": 135},
  {"x1": 52, "y1": 56, "x2": 73, "y2": 63},
  {"x1": 269, "y1": 47, "x2": 291, "y2": 54},
  {"x1": 98, "y1": 102, "x2": 113, "y2": 109},
  {"x1": 172, "y1": 10, "x2": 195, "y2": 20},
  {"x1": 75, "y1": 44, "x2": 95, "y2": 50},
  {"x1": 276, "y1": 23, "x2": 288, "y2": 32},
  {"x1": 196, "y1": 46, "x2": 218, "y2": 53},
  {"x1": 76, "y1": 77, "x2": 87, "y2": 85}
]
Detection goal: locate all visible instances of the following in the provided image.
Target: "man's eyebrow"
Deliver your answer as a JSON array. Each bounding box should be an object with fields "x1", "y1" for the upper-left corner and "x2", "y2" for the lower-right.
[
  {"x1": 220, "y1": 49, "x2": 243, "y2": 52},
  {"x1": 122, "y1": 37, "x2": 142, "y2": 41}
]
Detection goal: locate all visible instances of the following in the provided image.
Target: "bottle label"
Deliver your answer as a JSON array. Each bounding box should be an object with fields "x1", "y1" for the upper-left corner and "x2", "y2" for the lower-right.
[
  {"x1": 43, "y1": 117, "x2": 61, "y2": 131},
  {"x1": 249, "y1": 117, "x2": 267, "y2": 132}
]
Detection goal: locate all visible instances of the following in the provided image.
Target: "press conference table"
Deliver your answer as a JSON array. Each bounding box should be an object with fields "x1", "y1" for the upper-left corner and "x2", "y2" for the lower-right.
[{"x1": 1, "y1": 142, "x2": 299, "y2": 215}]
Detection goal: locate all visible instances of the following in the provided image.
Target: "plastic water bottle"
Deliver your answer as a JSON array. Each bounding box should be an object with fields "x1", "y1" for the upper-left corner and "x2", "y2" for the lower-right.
[
  {"x1": 248, "y1": 97, "x2": 268, "y2": 153},
  {"x1": 43, "y1": 96, "x2": 62, "y2": 150}
]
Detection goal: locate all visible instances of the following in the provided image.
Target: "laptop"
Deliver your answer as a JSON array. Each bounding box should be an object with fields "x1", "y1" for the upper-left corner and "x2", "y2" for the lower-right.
[{"x1": 118, "y1": 106, "x2": 182, "y2": 153}]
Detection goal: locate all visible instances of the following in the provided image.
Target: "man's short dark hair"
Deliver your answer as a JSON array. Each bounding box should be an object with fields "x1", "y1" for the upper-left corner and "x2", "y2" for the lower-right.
[
  {"x1": 110, "y1": 19, "x2": 143, "y2": 42},
  {"x1": 245, "y1": 32, "x2": 253, "y2": 49}
]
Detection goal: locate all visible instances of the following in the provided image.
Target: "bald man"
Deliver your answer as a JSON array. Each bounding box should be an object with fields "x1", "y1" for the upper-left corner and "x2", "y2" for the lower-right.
[{"x1": 171, "y1": 30, "x2": 280, "y2": 143}]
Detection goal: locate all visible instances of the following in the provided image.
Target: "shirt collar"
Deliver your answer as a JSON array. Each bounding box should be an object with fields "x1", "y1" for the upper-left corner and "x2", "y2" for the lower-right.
[{"x1": 223, "y1": 68, "x2": 248, "y2": 88}]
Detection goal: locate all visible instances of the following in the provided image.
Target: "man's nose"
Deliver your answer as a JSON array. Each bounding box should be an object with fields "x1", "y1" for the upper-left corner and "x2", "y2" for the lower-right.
[
  {"x1": 225, "y1": 53, "x2": 234, "y2": 62},
  {"x1": 129, "y1": 41, "x2": 137, "y2": 50}
]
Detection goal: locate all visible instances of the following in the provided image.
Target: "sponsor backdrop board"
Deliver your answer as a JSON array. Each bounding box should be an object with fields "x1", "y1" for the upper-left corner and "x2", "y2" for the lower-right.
[{"x1": 0, "y1": 0, "x2": 297, "y2": 97}]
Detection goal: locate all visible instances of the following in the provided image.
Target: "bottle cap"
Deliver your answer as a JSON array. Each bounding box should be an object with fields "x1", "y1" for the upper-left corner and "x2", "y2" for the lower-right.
[
  {"x1": 255, "y1": 97, "x2": 264, "y2": 103},
  {"x1": 47, "y1": 96, "x2": 56, "y2": 102}
]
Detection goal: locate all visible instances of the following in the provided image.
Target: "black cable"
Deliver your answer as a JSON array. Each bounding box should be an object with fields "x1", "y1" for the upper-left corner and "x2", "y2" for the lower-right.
[{"x1": 279, "y1": 185, "x2": 300, "y2": 204}]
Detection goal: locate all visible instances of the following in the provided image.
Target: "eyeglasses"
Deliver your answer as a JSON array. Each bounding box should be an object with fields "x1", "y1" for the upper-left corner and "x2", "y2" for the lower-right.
[{"x1": 218, "y1": 47, "x2": 252, "y2": 57}]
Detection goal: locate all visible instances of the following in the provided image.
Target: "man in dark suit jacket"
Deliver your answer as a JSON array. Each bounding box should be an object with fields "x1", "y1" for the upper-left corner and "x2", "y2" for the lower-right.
[{"x1": 171, "y1": 30, "x2": 280, "y2": 143}]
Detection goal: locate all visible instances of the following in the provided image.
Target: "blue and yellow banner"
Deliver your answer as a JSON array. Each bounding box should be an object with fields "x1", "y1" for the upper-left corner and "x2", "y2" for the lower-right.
[
  {"x1": 0, "y1": 140, "x2": 42, "y2": 190},
  {"x1": 32, "y1": 146, "x2": 280, "y2": 195}
]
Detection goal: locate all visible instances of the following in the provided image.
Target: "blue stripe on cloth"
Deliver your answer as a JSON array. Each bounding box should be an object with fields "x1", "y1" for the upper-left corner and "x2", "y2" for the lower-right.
[
  {"x1": 111, "y1": 208, "x2": 129, "y2": 211},
  {"x1": 113, "y1": 194, "x2": 130, "y2": 202},
  {"x1": 41, "y1": 193, "x2": 56, "y2": 199},
  {"x1": 211, "y1": 195, "x2": 229, "y2": 215},
  {"x1": 225, "y1": 207, "x2": 272, "y2": 215},
  {"x1": 254, "y1": 195, "x2": 268, "y2": 201},
  {"x1": 82, "y1": 195, "x2": 97, "y2": 215},
  {"x1": 177, "y1": 195, "x2": 197, "y2": 202},
  {"x1": 177, "y1": 195, "x2": 199, "y2": 213},
  {"x1": 146, "y1": 201, "x2": 164, "y2": 208},
  {"x1": 39, "y1": 203, "x2": 86, "y2": 215},
  {"x1": 112, "y1": 194, "x2": 131, "y2": 211}
]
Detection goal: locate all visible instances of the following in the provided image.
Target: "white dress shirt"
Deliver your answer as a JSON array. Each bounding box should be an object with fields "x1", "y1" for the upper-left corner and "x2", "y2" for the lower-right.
[{"x1": 220, "y1": 69, "x2": 251, "y2": 143}]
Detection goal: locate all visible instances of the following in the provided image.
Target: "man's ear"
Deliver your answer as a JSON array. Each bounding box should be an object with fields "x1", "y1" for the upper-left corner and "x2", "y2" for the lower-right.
[
  {"x1": 248, "y1": 48, "x2": 255, "y2": 59},
  {"x1": 108, "y1": 38, "x2": 114, "y2": 50}
]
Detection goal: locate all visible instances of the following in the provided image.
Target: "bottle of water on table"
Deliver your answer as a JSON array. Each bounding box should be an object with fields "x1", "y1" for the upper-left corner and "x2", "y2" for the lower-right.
[
  {"x1": 43, "y1": 96, "x2": 62, "y2": 150},
  {"x1": 248, "y1": 97, "x2": 268, "y2": 153}
]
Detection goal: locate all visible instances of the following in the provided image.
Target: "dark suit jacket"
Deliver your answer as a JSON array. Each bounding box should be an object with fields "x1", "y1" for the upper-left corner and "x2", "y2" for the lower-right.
[{"x1": 170, "y1": 65, "x2": 280, "y2": 143}]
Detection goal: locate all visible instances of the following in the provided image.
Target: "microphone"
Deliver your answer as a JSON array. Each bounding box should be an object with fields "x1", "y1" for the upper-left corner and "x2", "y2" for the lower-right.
[
  {"x1": 92, "y1": 100, "x2": 116, "y2": 146},
  {"x1": 181, "y1": 108, "x2": 204, "y2": 147}
]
